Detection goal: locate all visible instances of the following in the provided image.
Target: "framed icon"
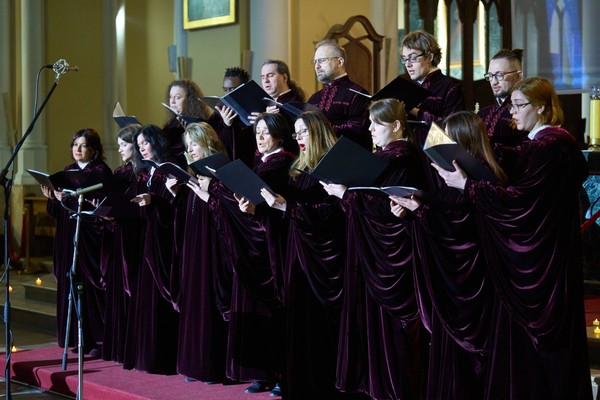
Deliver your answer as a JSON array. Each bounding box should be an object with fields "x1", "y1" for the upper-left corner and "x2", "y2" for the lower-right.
[{"x1": 184, "y1": 0, "x2": 236, "y2": 30}]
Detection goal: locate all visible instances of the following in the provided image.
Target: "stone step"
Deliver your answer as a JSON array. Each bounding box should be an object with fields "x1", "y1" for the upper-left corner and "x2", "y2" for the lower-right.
[
  {"x1": 0, "y1": 272, "x2": 57, "y2": 336},
  {"x1": 1, "y1": 302, "x2": 56, "y2": 336},
  {"x1": 23, "y1": 282, "x2": 56, "y2": 304}
]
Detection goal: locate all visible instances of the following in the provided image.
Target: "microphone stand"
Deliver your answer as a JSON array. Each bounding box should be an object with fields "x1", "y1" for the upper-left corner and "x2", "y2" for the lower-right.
[
  {"x1": 0, "y1": 73, "x2": 60, "y2": 400},
  {"x1": 61, "y1": 194, "x2": 84, "y2": 400}
]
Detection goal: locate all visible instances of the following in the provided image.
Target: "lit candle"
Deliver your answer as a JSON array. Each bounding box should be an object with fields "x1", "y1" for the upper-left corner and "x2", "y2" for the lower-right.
[
  {"x1": 8, "y1": 286, "x2": 12, "y2": 293},
  {"x1": 594, "y1": 319, "x2": 600, "y2": 326},
  {"x1": 11, "y1": 345, "x2": 17, "y2": 352},
  {"x1": 35, "y1": 278, "x2": 42, "y2": 286},
  {"x1": 595, "y1": 326, "x2": 600, "y2": 334}
]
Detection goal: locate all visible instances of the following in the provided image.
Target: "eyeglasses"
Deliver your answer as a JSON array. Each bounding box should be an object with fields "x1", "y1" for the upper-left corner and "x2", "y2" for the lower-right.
[
  {"x1": 292, "y1": 129, "x2": 309, "y2": 140},
  {"x1": 509, "y1": 102, "x2": 530, "y2": 112},
  {"x1": 311, "y1": 57, "x2": 339, "y2": 65},
  {"x1": 483, "y1": 70, "x2": 519, "y2": 82},
  {"x1": 400, "y1": 53, "x2": 425, "y2": 65}
]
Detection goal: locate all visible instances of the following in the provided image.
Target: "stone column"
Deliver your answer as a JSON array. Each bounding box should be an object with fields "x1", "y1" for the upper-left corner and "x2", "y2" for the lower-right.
[
  {"x1": 0, "y1": 0, "x2": 13, "y2": 162},
  {"x1": 20, "y1": 0, "x2": 52, "y2": 261},
  {"x1": 249, "y1": 0, "x2": 289, "y2": 79},
  {"x1": 0, "y1": 0, "x2": 13, "y2": 238},
  {"x1": 16, "y1": 0, "x2": 48, "y2": 185},
  {"x1": 102, "y1": 0, "x2": 123, "y2": 169}
]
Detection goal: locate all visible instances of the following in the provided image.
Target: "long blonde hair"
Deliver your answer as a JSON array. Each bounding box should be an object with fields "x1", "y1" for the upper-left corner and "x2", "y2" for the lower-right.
[{"x1": 290, "y1": 111, "x2": 337, "y2": 178}]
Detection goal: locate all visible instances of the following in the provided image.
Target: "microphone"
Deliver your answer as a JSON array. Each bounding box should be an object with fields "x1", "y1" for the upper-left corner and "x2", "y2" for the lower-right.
[
  {"x1": 62, "y1": 183, "x2": 103, "y2": 199},
  {"x1": 45, "y1": 59, "x2": 79, "y2": 76}
]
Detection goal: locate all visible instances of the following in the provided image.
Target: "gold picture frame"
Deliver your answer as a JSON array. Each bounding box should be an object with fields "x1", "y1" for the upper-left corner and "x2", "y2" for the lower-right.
[{"x1": 184, "y1": 0, "x2": 236, "y2": 30}]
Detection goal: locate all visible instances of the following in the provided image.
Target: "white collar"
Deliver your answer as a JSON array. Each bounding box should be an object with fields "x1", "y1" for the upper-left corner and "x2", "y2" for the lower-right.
[
  {"x1": 527, "y1": 124, "x2": 551, "y2": 140},
  {"x1": 261, "y1": 147, "x2": 283, "y2": 162}
]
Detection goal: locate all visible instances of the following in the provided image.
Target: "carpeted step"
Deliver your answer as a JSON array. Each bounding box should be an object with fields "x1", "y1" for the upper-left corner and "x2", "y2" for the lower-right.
[{"x1": 3, "y1": 345, "x2": 281, "y2": 400}]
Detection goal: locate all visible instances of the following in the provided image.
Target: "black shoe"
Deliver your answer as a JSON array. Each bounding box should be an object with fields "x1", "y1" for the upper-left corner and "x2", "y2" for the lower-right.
[
  {"x1": 270, "y1": 383, "x2": 281, "y2": 397},
  {"x1": 69, "y1": 347, "x2": 78, "y2": 354},
  {"x1": 88, "y1": 347, "x2": 102, "y2": 358},
  {"x1": 185, "y1": 377, "x2": 197, "y2": 382},
  {"x1": 244, "y1": 381, "x2": 273, "y2": 393}
]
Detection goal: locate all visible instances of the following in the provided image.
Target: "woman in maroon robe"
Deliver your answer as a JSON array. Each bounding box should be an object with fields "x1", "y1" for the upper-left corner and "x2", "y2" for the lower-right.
[
  {"x1": 162, "y1": 79, "x2": 215, "y2": 168},
  {"x1": 260, "y1": 110, "x2": 354, "y2": 399},
  {"x1": 164, "y1": 122, "x2": 231, "y2": 383},
  {"x1": 436, "y1": 77, "x2": 592, "y2": 399},
  {"x1": 392, "y1": 111, "x2": 508, "y2": 399},
  {"x1": 322, "y1": 99, "x2": 429, "y2": 400},
  {"x1": 122, "y1": 124, "x2": 179, "y2": 374},
  {"x1": 195, "y1": 112, "x2": 295, "y2": 394},
  {"x1": 41, "y1": 128, "x2": 112, "y2": 356},
  {"x1": 100, "y1": 124, "x2": 141, "y2": 363}
]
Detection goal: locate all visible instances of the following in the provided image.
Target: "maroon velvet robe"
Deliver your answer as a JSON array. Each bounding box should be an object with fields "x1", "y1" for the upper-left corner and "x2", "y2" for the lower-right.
[
  {"x1": 208, "y1": 150, "x2": 294, "y2": 384},
  {"x1": 280, "y1": 172, "x2": 348, "y2": 400},
  {"x1": 336, "y1": 140, "x2": 429, "y2": 400},
  {"x1": 122, "y1": 167, "x2": 179, "y2": 374},
  {"x1": 211, "y1": 113, "x2": 257, "y2": 168},
  {"x1": 409, "y1": 181, "x2": 492, "y2": 400},
  {"x1": 307, "y1": 75, "x2": 372, "y2": 150},
  {"x1": 465, "y1": 126, "x2": 592, "y2": 400},
  {"x1": 162, "y1": 118, "x2": 191, "y2": 169},
  {"x1": 100, "y1": 162, "x2": 141, "y2": 363},
  {"x1": 171, "y1": 185, "x2": 229, "y2": 382},
  {"x1": 477, "y1": 98, "x2": 528, "y2": 147},
  {"x1": 47, "y1": 159, "x2": 112, "y2": 352},
  {"x1": 411, "y1": 69, "x2": 465, "y2": 146}
]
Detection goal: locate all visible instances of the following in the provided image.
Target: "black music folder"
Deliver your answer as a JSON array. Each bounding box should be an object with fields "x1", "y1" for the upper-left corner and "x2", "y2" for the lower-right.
[
  {"x1": 112, "y1": 102, "x2": 141, "y2": 128},
  {"x1": 198, "y1": 96, "x2": 222, "y2": 109},
  {"x1": 349, "y1": 75, "x2": 431, "y2": 111},
  {"x1": 188, "y1": 152, "x2": 231, "y2": 177},
  {"x1": 27, "y1": 169, "x2": 88, "y2": 192},
  {"x1": 423, "y1": 122, "x2": 499, "y2": 183},
  {"x1": 161, "y1": 103, "x2": 205, "y2": 124},
  {"x1": 212, "y1": 159, "x2": 273, "y2": 205},
  {"x1": 200, "y1": 80, "x2": 272, "y2": 126},
  {"x1": 311, "y1": 136, "x2": 389, "y2": 187},
  {"x1": 140, "y1": 160, "x2": 198, "y2": 185},
  {"x1": 262, "y1": 98, "x2": 322, "y2": 120}
]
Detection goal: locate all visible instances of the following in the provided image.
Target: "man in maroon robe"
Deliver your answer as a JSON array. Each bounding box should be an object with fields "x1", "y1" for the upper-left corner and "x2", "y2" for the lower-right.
[
  {"x1": 477, "y1": 49, "x2": 528, "y2": 147},
  {"x1": 211, "y1": 67, "x2": 257, "y2": 168},
  {"x1": 260, "y1": 59, "x2": 306, "y2": 104},
  {"x1": 400, "y1": 30, "x2": 465, "y2": 146},
  {"x1": 307, "y1": 39, "x2": 371, "y2": 150}
]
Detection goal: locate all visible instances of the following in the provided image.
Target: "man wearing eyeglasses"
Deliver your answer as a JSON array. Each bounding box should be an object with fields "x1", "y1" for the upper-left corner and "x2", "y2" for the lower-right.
[
  {"x1": 307, "y1": 39, "x2": 371, "y2": 150},
  {"x1": 400, "y1": 30, "x2": 465, "y2": 146},
  {"x1": 477, "y1": 49, "x2": 529, "y2": 147}
]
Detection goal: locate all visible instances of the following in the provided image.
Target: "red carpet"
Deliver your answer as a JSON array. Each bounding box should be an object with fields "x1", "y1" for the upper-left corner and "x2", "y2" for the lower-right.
[
  {"x1": 5, "y1": 297, "x2": 600, "y2": 399},
  {"x1": 2, "y1": 346, "x2": 280, "y2": 400}
]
